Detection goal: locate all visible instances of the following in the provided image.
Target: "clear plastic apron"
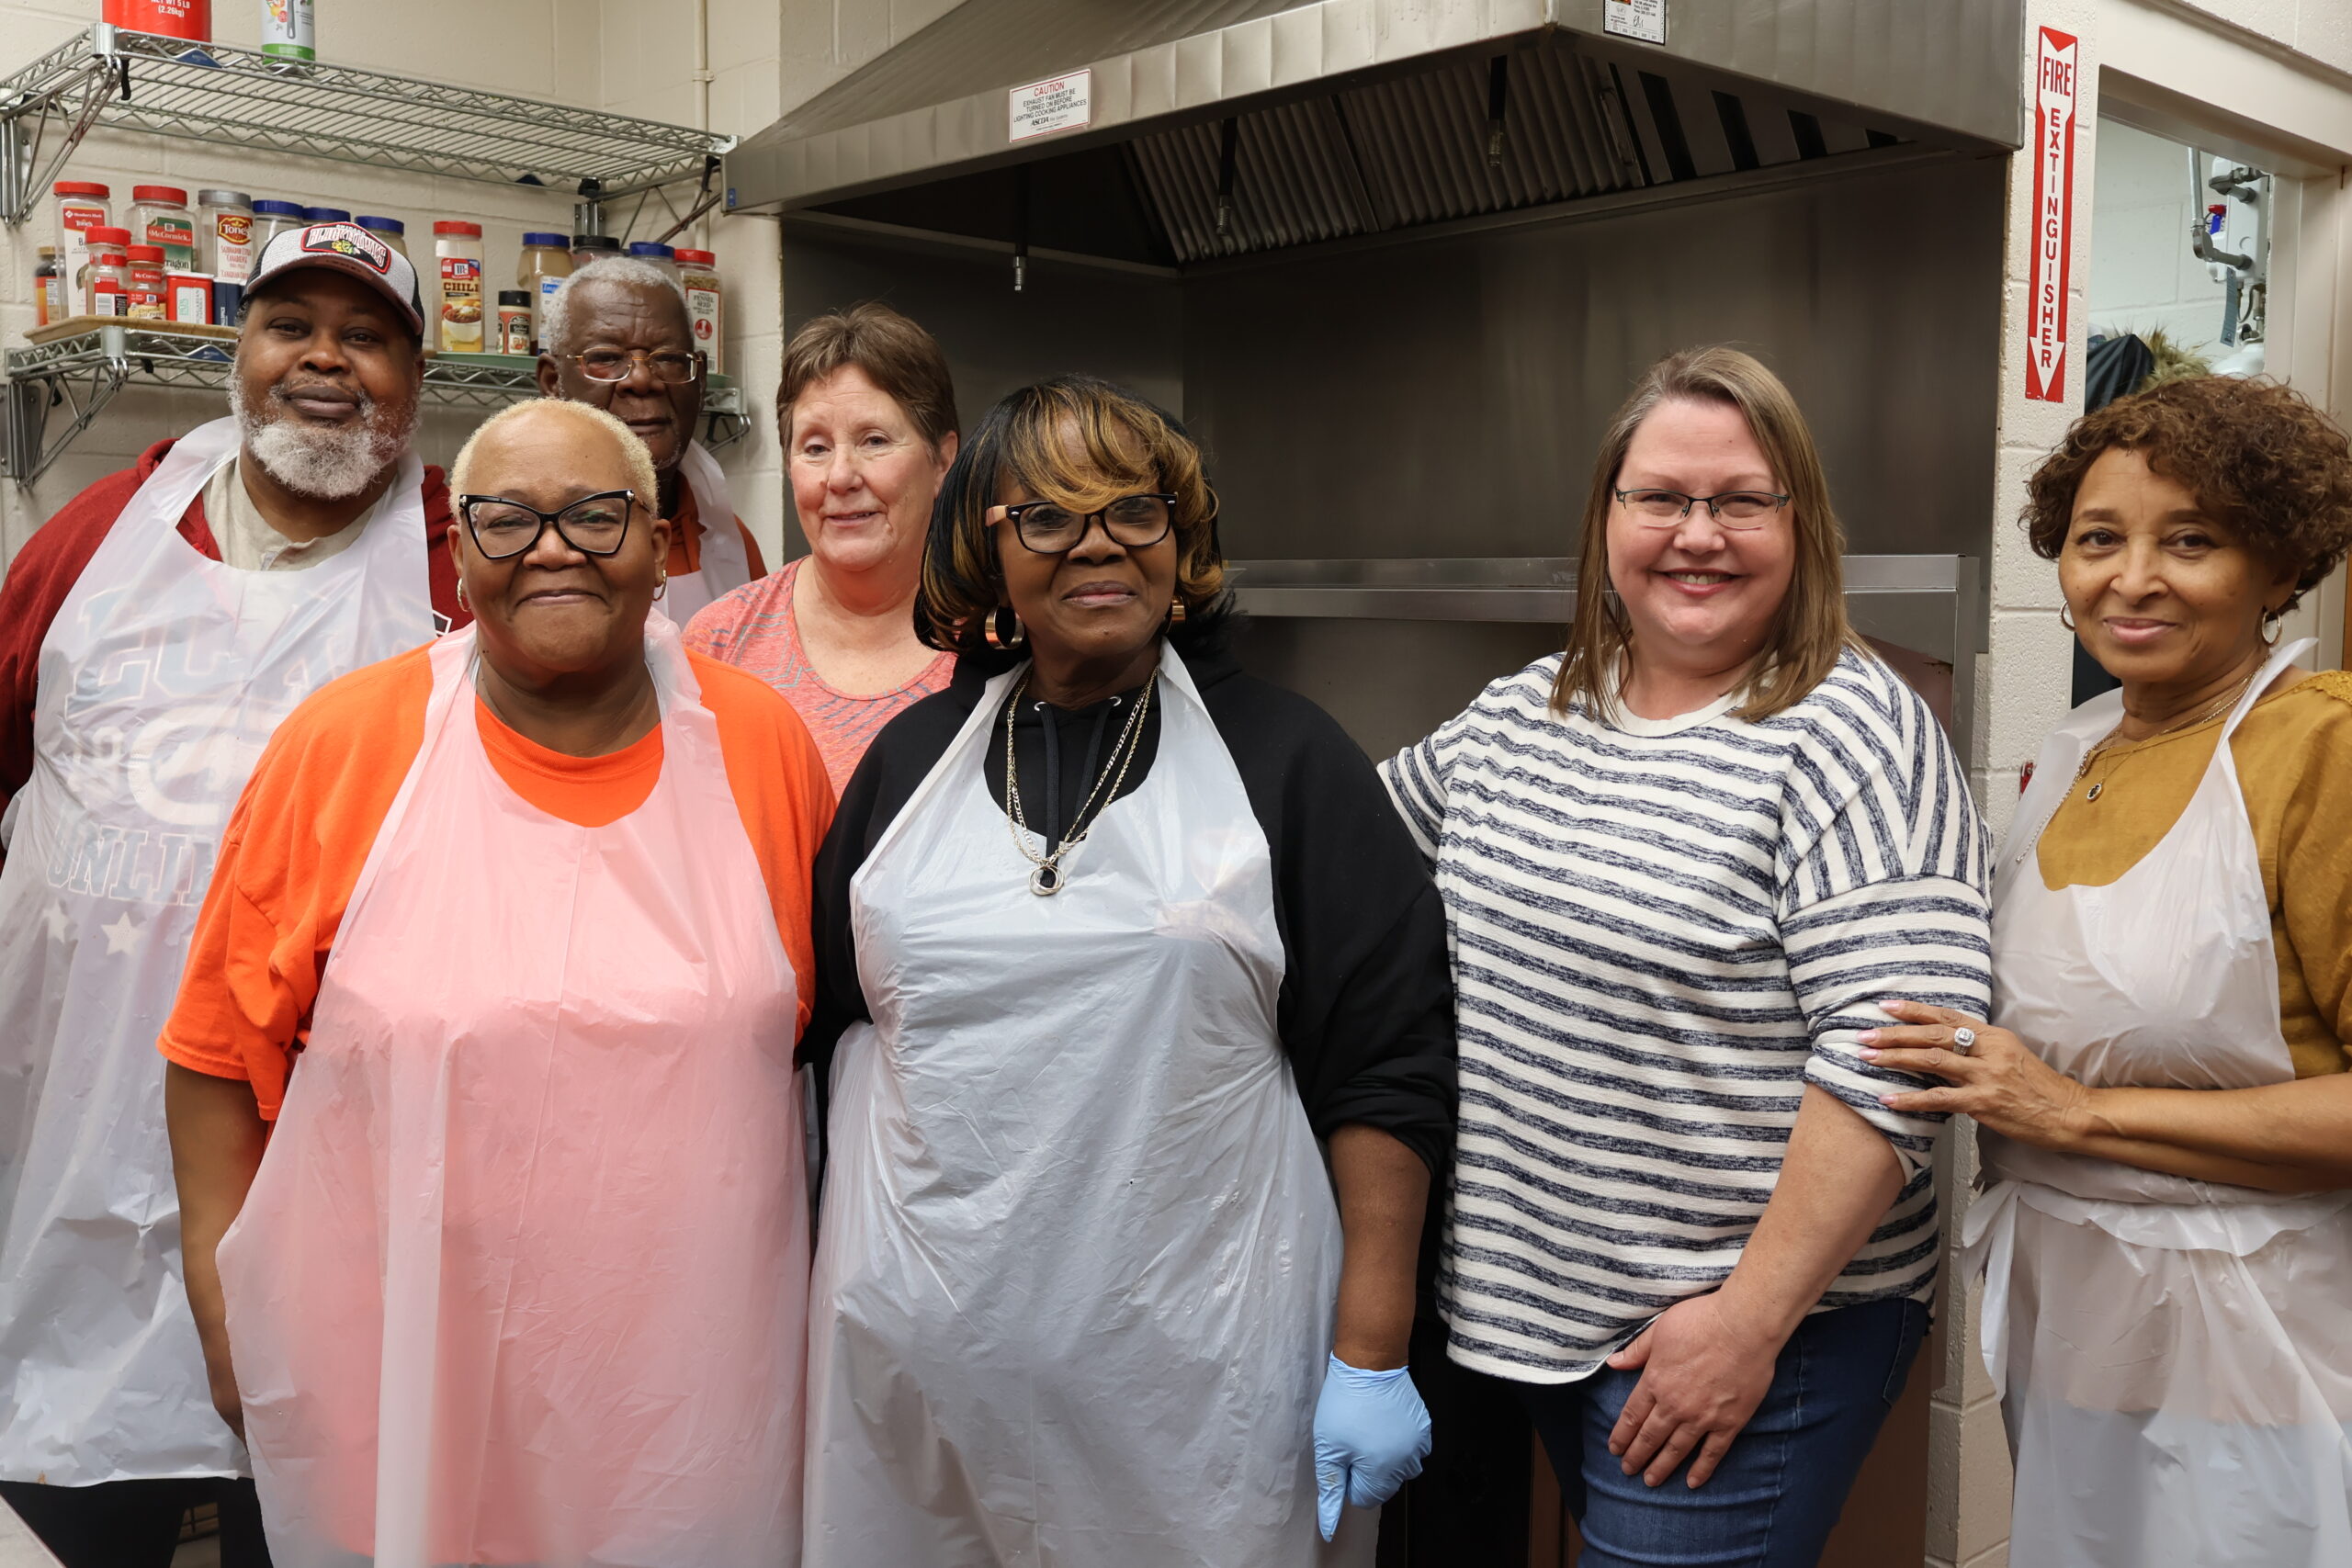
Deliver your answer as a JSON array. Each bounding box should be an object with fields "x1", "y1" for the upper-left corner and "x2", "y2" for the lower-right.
[
  {"x1": 1963, "y1": 639, "x2": 2352, "y2": 1567},
  {"x1": 0, "y1": 417, "x2": 431, "y2": 1485},
  {"x1": 215, "y1": 615, "x2": 809, "y2": 1567},
  {"x1": 665, "y1": 442, "x2": 752, "y2": 625},
  {"x1": 803, "y1": 646, "x2": 1369, "y2": 1567}
]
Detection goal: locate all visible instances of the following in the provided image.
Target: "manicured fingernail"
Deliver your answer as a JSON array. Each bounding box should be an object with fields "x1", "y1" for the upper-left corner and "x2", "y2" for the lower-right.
[
  {"x1": 1859, "y1": 1047, "x2": 1880, "y2": 1060},
  {"x1": 1878, "y1": 1093, "x2": 1900, "y2": 1105},
  {"x1": 1858, "y1": 1030, "x2": 1880, "y2": 1043}
]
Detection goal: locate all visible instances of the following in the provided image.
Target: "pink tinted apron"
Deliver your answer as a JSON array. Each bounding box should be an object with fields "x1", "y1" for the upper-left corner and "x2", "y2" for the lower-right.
[
  {"x1": 215, "y1": 614, "x2": 808, "y2": 1566},
  {"x1": 667, "y1": 442, "x2": 752, "y2": 624},
  {"x1": 1965, "y1": 639, "x2": 2352, "y2": 1566},
  {"x1": 0, "y1": 416, "x2": 430, "y2": 1484}
]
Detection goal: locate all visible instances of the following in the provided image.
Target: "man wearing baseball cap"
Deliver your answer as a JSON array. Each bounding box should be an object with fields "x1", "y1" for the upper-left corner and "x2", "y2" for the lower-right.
[{"x1": 0, "y1": 222, "x2": 464, "y2": 1568}]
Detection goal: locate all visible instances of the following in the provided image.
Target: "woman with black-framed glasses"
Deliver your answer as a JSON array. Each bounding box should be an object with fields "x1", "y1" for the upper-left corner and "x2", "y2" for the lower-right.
[
  {"x1": 163, "y1": 399, "x2": 835, "y2": 1567},
  {"x1": 799, "y1": 376, "x2": 1454, "y2": 1566}
]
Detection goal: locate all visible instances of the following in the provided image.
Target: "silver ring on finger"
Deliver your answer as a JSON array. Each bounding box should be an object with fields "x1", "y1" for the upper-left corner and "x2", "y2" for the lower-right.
[{"x1": 1951, "y1": 1026, "x2": 1977, "y2": 1055}]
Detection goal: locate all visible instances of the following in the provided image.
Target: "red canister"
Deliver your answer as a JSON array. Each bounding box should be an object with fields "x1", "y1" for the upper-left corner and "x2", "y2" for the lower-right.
[{"x1": 102, "y1": 0, "x2": 212, "y2": 40}]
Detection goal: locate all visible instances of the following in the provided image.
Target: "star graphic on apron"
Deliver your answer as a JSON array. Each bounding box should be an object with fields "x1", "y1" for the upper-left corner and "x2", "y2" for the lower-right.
[
  {"x1": 102, "y1": 911, "x2": 141, "y2": 953},
  {"x1": 41, "y1": 904, "x2": 70, "y2": 942}
]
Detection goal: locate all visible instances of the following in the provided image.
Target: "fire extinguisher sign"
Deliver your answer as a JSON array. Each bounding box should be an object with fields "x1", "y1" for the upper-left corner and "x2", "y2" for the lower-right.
[{"x1": 2025, "y1": 27, "x2": 2079, "y2": 402}]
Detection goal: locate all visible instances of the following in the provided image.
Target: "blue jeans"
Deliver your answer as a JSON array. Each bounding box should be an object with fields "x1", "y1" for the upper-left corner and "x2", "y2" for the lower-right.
[{"x1": 1516, "y1": 1297, "x2": 1927, "y2": 1568}]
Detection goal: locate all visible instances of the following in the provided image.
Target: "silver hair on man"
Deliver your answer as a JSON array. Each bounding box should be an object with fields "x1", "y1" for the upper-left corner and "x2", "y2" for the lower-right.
[{"x1": 538, "y1": 256, "x2": 690, "y2": 358}]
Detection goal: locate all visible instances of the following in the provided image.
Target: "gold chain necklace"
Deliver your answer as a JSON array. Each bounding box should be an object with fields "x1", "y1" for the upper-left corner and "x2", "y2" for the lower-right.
[
  {"x1": 2074, "y1": 666, "x2": 2260, "y2": 801},
  {"x1": 1001, "y1": 671, "x2": 1158, "y2": 895}
]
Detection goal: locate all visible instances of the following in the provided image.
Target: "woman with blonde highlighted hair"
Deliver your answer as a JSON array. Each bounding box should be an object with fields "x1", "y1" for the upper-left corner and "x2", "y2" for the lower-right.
[
  {"x1": 800, "y1": 376, "x2": 1455, "y2": 1565},
  {"x1": 1382, "y1": 346, "x2": 1991, "y2": 1565}
]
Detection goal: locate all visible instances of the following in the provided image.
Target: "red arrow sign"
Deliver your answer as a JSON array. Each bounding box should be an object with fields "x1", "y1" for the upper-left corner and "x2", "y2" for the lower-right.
[{"x1": 2026, "y1": 28, "x2": 2079, "y2": 401}]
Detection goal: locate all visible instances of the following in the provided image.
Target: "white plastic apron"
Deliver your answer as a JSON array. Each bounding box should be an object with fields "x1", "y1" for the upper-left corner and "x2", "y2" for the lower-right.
[
  {"x1": 214, "y1": 615, "x2": 808, "y2": 1567},
  {"x1": 664, "y1": 442, "x2": 752, "y2": 624},
  {"x1": 1963, "y1": 639, "x2": 2352, "y2": 1567},
  {"x1": 0, "y1": 417, "x2": 431, "y2": 1485},
  {"x1": 803, "y1": 646, "x2": 1370, "y2": 1568}
]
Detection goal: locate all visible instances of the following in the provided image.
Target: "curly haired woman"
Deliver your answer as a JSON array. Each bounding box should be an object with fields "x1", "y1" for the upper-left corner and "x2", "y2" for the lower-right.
[{"x1": 1862, "y1": 376, "x2": 2352, "y2": 1567}]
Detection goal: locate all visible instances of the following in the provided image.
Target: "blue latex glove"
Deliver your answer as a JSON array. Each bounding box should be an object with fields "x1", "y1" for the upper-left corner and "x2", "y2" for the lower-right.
[{"x1": 1313, "y1": 1353, "x2": 1432, "y2": 1540}]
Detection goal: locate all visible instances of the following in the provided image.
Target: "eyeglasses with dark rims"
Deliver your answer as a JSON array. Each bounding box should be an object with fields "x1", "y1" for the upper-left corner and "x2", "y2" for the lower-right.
[
  {"x1": 564, "y1": 348, "x2": 701, "y2": 385},
  {"x1": 1612, "y1": 487, "x2": 1792, "y2": 529},
  {"x1": 990, "y1": 493, "x2": 1179, "y2": 556},
  {"x1": 458, "y1": 490, "x2": 638, "y2": 559}
]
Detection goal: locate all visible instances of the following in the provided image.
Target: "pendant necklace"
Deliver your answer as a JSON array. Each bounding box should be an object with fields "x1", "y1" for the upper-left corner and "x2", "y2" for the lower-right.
[
  {"x1": 1001, "y1": 670, "x2": 1158, "y2": 895},
  {"x1": 2074, "y1": 665, "x2": 2260, "y2": 803}
]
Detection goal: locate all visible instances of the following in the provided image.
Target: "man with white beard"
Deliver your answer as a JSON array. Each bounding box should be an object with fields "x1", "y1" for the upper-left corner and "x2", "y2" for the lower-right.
[{"x1": 0, "y1": 223, "x2": 458, "y2": 1568}]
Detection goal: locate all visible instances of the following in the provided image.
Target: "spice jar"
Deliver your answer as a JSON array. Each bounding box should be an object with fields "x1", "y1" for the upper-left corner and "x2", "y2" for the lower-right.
[
  {"x1": 130, "y1": 186, "x2": 197, "y2": 271},
  {"x1": 34, "y1": 247, "x2": 62, "y2": 328},
  {"x1": 53, "y1": 180, "x2": 111, "y2": 286},
  {"x1": 496, "y1": 291, "x2": 534, "y2": 355},
  {"x1": 251, "y1": 199, "x2": 307, "y2": 255},
  {"x1": 433, "y1": 220, "x2": 485, "y2": 353},
  {"x1": 81, "y1": 226, "x2": 132, "y2": 315},
  {"x1": 356, "y1": 216, "x2": 408, "y2": 258},
  {"x1": 169, "y1": 270, "x2": 211, "y2": 324},
  {"x1": 677, "y1": 250, "x2": 723, "y2": 376},
  {"x1": 627, "y1": 241, "x2": 681, "y2": 288},
  {"x1": 517, "y1": 231, "x2": 572, "y2": 350},
  {"x1": 124, "y1": 244, "x2": 168, "y2": 320},
  {"x1": 198, "y1": 190, "x2": 254, "y2": 285},
  {"x1": 571, "y1": 233, "x2": 622, "y2": 268}
]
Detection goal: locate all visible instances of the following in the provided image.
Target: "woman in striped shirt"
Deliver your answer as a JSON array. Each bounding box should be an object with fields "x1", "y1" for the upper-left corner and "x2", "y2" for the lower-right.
[{"x1": 1382, "y1": 346, "x2": 1991, "y2": 1566}]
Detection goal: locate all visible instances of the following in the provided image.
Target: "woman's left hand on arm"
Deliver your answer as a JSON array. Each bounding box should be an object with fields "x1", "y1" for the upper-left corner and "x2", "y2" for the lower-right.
[{"x1": 1863, "y1": 1000, "x2": 2092, "y2": 1148}]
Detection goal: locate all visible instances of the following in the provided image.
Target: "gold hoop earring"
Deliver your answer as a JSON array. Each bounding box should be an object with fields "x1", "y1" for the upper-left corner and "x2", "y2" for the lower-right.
[
  {"x1": 2263, "y1": 611, "x2": 2284, "y2": 646},
  {"x1": 653, "y1": 574, "x2": 668, "y2": 603},
  {"x1": 2058, "y1": 604, "x2": 2076, "y2": 631},
  {"x1": 984, "y1": 606, "x2": 1026, "y2": 649},
  {"x1": 456, "y1": 581, "x2": 469, "y2": 612}
]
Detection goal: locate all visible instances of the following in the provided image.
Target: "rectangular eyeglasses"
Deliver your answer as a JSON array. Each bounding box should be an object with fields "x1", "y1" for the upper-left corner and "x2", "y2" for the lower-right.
[{"x1": 1614, "y1": 488, "x2": 1791, "y2": 529}]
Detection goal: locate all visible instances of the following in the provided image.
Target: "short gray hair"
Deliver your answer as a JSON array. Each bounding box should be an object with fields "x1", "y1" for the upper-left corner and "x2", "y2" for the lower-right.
[
  {"x1": 452, "y1": 399, "x2": 660, "y2": 517},
  {"x1": 539, "y1": 256, "x2": 690, "y2": 358}
]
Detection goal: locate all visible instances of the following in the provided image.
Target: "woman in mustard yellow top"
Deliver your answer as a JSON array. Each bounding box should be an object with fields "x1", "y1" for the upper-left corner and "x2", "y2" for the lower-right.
[{"x1": 1864, "y1": 375, "x2": 2352, "y2": 1566}]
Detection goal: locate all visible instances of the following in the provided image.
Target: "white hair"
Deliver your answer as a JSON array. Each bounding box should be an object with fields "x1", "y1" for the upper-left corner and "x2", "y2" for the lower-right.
[
  {"x1": 230, "y1": 352, "x2": 418, "y2": 500},
  {"x1": 451, "y1": 399, "x2": 661, "y2": 513},
  {"x1": 538, "y1": 256, "x2": 690, "y2": 358}
]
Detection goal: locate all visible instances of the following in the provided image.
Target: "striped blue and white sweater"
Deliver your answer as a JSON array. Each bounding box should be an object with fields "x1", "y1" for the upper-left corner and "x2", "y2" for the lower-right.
[{"x1": 1382, "y1": 649, "x2": 1991, "y2": 1383}]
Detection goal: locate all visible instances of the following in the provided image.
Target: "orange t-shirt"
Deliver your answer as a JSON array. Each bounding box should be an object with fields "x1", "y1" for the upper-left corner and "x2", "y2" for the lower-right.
[{"x1": 160, "y1": 645, "x2": 833, "y2": 1119}]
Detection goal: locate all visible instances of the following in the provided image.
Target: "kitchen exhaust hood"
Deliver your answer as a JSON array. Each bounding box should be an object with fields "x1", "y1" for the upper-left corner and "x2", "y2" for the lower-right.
[{"x1": 727, "y1": 0, "x2": 2022, "y2": 259}]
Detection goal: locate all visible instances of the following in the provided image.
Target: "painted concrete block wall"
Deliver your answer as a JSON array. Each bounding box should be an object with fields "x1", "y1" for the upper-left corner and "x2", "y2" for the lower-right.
[
  {"x1": 2173, "y1": 0, "x2": 2352, "y2": 78},
  {"x1": 0, "y1": 0, "x2": 796, "y2": 570}
]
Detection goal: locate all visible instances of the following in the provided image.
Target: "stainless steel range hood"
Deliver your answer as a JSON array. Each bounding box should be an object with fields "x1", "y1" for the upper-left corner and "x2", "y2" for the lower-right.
[{"x1": 727, "y1": 0, "x2": 2022, "y2": 250}]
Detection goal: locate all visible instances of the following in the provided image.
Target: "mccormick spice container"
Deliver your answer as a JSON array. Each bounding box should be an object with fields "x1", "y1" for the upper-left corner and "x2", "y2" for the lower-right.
[
  {"x1": 433, "y1": 221, "x2": 485, "y2": 353},
  {"x1": 496, "y1": 291, "x2": 534, "y2": 355},
  {"x1": 169, "y1": 271, "x2": 212, "y2": 324},
  {"x1": 356, "y1": 216, "x2": 408, "y2": 258},
  {"x1": 130, "y1": 186, "x2": 198, "y2": 271},
  {"x1": 53, "y1": 181, "x2": 111, "y2": 287},
  {"x1": 82, "y1": 227, "x2": 133, "y2": 315},
  {"x1": 677, "y1": 250, "x2": 722, "y2": 375},
  {"x1": 261, "y1": 0, "x2": 315, "y2": 62},
  {"x1": 101, "y1": 1, "x2": 211, "y2": 41},
  {"x1": 517, "y1": 232, "x2": 572, "y2": 351},
  {"x1": 124, "y1": 245, "x2": 169, "y2": 320},
  {"x1": 627, "y1": 241, "x2": 680, "y2": 288},
  {"x1": 198, "y1": 190, "x2": 254, "y2": 285}
]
